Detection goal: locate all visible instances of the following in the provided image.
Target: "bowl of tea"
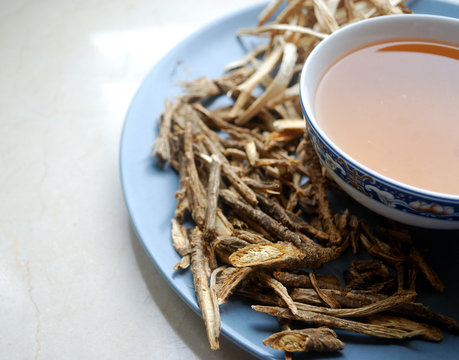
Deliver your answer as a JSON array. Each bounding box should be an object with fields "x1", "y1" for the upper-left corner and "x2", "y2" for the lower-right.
[{"x1": 300, "y1": 14, "x2": 459, "y2": 229}]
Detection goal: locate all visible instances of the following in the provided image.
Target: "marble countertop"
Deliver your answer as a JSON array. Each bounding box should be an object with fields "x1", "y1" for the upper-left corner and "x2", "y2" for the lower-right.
[{"x1": 0, "y1": 1, "x2": 261, "y2": 359}]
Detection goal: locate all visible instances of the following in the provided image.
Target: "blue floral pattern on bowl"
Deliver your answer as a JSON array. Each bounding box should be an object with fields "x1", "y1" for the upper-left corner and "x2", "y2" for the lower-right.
[{"x1": 306, "y1": 125, "x2": 459, "y2": 222}]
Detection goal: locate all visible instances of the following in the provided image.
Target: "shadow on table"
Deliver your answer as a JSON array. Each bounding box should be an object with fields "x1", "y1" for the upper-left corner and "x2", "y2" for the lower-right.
[{"x1": 129, "y1": 224, "x2": 259, "y2": 360}]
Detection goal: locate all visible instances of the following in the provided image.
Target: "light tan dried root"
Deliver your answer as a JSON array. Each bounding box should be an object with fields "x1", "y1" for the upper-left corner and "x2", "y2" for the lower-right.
[
  {"x1": 291, "y1": 287, "x2": 386, "y2": 307},
  {"x1": 293, "y1": 290, "x2": 416, "y2": 318},
  {"x1": 235, "y1": 42, "x2": 298, "y2": 125},
  {"x1": 263, "y1": 327, "x2": 345, "y2": 352},
  {"x1": 215, "y1": 266, "x2": 253, "y2": 304},
  {"x1": 203, "y1": 155, "x2": 221, "y2": 241},
  {"x1": 309, "y1": 272, "x2": 341, "y2": 309},
  {"x1": 154, "y1": 99, "x2": 178, "y2": 163},
  {"x1": 257, "y1": 272, "x2": 298, "y2": 315},
  {"x1": 171, "y1": 219, "x2": 191, "y2": 270},
  {"x1": 253, "y1": 305, "x2": 420, "y2": 339},
  {"x1": 229, "y1": 242, "x2": 306, "y2": 269},
  {"x1": 239, "y1": 24, "x2": 329, "y2": 40},
  {"x1": 190, "y1": 228, "x2": 220, "y2": 350},
  {"x1": 258, "y1": 0, "x2": 285, "y2": 26}
]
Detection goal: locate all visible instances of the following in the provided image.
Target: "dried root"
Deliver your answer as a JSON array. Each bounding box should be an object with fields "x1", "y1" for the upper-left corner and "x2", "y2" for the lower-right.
[
  {"x1": 152, "y1": 0, "x2": 457, "y2": 355},
  {"x1": 263, "y1": 327, "x2": 345, "y2": 352}
]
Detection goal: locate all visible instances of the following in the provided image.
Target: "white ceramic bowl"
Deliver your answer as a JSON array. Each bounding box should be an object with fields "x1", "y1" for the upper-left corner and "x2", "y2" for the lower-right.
[{"x1": 300, "y1": 14, "x2": 459, "y2": 229}]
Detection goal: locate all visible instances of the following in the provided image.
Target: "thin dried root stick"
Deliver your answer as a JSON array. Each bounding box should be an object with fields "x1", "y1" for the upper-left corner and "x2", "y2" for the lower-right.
[
  {"x1": 171, "y1": 219, "x2": 191, "y2": 270},
  {"x1": 222, "y1": 190, "x2": 344, "y2": 268},
  {"x1": 204, "y1": 155, "x2": 221, "y2": 241},
  {"x1": 365, "y1": 314, "x2": 443, "y2": 342},
  {"x1": 202, "y1": 137, "x2": 258, "y2": 206},
  {"x1": 294, "y1": 290, "x2": 417, "y2": 318},
  {"x1": 210, "y1": 265, "x2": 228, "y2": 307},
  {"x1": 323, "y1": 0, "x2": 340, "y2": 15},
  {"x1": 258, "y1": 0, "x2": 285, "y2": 25},
  {"x1": 245, "y1": 141, "x2": 259, "y2": 167},
  {"x1": 393, "y1": 303, "x2": 459, "y2": 333},
  {"x1": 229, "y1": 44, "x2": 283, "y2": 117},
  {"x1": 273, "y1": 119, "x2": 305, "y2": 131},
  {"x1": 154, "y1": 99, "x2": 178, "y2": 163},
  {"x1": 313, "y1": 0, "x2": 340, "y2": 33},
  {"x1": 224, "y1": 43, "x2": 268, "y2": 71},
  {"x1": 309, "y1": 273, "x2": 341, "y2": 309},
  {"x1": 258, "y1": 272, "x2": 298, "y2": 315},
  {"x1": 274, "y1": 271, "x2": 342, "y2": 290},
  {"x1": 274, "y1": 0, "x2": 303, "y2": 25},
  {"x1": 291, "y1": 287, "x2": 386, "y2": 307},
  {"x1": 304, "y1": 135, "x2": 342, "y2": 245},
  {"x1": 221, "y1": 189, "x2": 303, "y2": 248},
  {"x1": 235, "y1": 42, "x2": 298, "y2": 125},
  {"x1": 214, "y1": 209, "x2": 234, "y2": 237},
  {"x1": 252, "y1": 305, "x2": 420, "y2": 339},
  {"x1": 343, "y1": 0, "x2": 358, "y2": 21},
  {"x1": 184, "y1": 114, "x2": 207, "y2": 228},
  {"x1": 238, "y1": 24, "x2": 329, "y2": 40},
  {"x1": 267, "y1": 83, "x2": 299, "y2": 107},
  {"x1": 409, "y1": 247, "x2": 445, "y2": 292},
  {"x1": 361, "y1": 0, "x2": 408, "y2": 19},
  {"x1": 174, "y1": 157, "x2": 189, "y2": 222},
  {"x1": 263, "y1": 327, "x2": 345, "y2": 352},
  {"x1": 210, "y1": 266, "x2": 228, "y2": 295},
  {"x1": 216, "y1": 267, "x2": 253, "y2": 304},
  {"x1": 255, "y1": 192, "x2": 329, "y2": 242},
  {"x1": 190, "y1": 228, "x2": 220, "y2": 350},
  {"x1": 368, "y1": 0, "x2": 403, "y2": 14}
]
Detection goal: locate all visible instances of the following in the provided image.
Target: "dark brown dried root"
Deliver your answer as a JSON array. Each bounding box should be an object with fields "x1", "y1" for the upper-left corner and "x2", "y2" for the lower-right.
[
  {"x1": 409, "y1": 247, "x2": 445, "y2": 292},
  {"x1": 203, "y1": 137, "x2": 258, "y2": 206},
  {"x1": 220, "y1": 189, "x2": 344, "y2": 268},
  {"x1": 274, "y1": 271, "x2": 341, "y2": 290},
  {"x1": 303, "y1": 136, "x2": 342, "y2": 245},
  {"x1": 256, "y1": 192, "x2": 329, "y2": 241},
  {"x1": 344, "y1": 259, "x2": 394, "y2": 291},
  {"x1": 392, "y1": 303, "x2": 459, "y2": 333},
  {"x1": 364, "y1": 314, "x2": 443, "y2": 342},
  {"x1": 220, "y1": 189, "x2": 304, "y2": 248}
]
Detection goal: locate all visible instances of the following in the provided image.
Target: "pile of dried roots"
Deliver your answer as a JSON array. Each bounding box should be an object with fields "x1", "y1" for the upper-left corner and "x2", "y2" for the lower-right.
[{"x1": 153, "y1": 0, "x2": 458, "y2": 357}]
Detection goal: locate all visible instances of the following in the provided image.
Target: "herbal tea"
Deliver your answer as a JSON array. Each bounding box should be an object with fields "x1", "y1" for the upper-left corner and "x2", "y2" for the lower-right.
[{"x1": 314, "y1": 39, "x2": 459, "y2": 195}]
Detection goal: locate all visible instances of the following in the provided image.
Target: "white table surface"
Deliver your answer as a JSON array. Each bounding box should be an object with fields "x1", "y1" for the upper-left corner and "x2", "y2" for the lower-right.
[{"x1": 0, "y1": 1, "x2": 261, "y2": 359}]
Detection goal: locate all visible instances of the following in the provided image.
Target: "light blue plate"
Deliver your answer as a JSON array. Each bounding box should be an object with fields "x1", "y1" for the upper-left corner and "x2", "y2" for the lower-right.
[{"x1": 120, "y1": 1, "x2": 459, "y2": 359}]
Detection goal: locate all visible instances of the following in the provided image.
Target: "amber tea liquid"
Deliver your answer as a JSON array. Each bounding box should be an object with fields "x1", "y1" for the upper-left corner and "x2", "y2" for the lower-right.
[{"x1": 315, "y1": 39, "x2": 459, "y2": 195}]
